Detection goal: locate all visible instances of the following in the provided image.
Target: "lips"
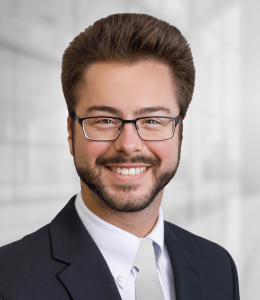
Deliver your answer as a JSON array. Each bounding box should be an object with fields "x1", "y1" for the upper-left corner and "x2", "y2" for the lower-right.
[{"x1": 108, "y1": 166, "x2": 147, "y2": 175}]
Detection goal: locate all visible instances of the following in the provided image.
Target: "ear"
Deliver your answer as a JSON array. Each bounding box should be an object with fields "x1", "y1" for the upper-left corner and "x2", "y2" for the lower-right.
[
  {"x1": 67, "y1": 117, "x2": 74, "y2": 156},
  {"x1": 182, "y1": 135, "x2": 184, "y2": 140}
]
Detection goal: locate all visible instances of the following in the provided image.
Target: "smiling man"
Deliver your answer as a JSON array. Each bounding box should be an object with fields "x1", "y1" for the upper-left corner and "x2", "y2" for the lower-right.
[
  {"x1": 71, "y1": 61, "x2": 180, "y2": 223},
  {"x1": 0, "y1": 13, "x2": 239, "y2": 300}
]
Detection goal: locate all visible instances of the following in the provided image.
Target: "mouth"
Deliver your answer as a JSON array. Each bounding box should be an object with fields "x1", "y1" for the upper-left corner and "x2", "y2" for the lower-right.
[{"x1": 105, "y1": 165, "x2": 150, "y2": 176}]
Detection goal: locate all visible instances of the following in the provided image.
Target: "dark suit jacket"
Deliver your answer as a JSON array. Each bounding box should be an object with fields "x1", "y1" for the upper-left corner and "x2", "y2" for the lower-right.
[{"x1": 0, "y1": 195, "x2": 240, "y2": 300}]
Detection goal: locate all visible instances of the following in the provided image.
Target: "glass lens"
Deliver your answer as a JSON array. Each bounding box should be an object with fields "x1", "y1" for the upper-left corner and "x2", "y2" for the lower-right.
[
  {"x1": 137, "y1": 117, "x2": 175, "y2": 140},
  {"x1": 83, "y1": 117, "x2": 121, "y2": 140}
]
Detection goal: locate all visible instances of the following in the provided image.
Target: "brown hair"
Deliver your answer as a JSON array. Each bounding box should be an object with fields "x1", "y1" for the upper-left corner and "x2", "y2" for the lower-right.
[{"x1": 61, "y1": 13, "x2": 195, "y2": 119}]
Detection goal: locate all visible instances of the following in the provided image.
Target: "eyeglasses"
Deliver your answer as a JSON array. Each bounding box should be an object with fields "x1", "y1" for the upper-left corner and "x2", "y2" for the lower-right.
[{"x1": 73, "y1": 114, "x2": 180, "y2": 141}]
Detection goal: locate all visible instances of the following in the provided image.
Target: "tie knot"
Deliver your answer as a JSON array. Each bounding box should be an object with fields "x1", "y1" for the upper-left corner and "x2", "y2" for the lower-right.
[{"x1": 134, "y1": 239, "x2": 155, "y2": 270}]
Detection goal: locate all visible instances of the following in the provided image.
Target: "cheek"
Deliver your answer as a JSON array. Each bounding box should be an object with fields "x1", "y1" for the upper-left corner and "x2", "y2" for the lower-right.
[
  {"x1": 75, "y1": 137, "x2": 111, "y2": 165},
  {"x1": 146, "y1": 139, "x2": 179, "y2": 166},
  {"x1": 87, "y1": 141, "x2": 110, "y2": 158}
]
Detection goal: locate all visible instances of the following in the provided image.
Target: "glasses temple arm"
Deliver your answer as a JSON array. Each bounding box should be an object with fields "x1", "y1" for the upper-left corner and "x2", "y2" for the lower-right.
[{"x1": 73, "y1": 113, "x2": 80, "y2": 123}]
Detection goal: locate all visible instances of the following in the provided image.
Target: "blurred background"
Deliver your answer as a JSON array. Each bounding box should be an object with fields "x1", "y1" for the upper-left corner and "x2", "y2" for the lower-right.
[{"x1": 0, "y1": 0, "x2": 259, "y2": 298}]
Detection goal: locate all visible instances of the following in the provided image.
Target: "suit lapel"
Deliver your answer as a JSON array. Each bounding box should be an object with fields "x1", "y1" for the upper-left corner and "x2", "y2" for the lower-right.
[
  {"x1": 58, "y1": 242, "x2": 121, "y2": 300},
  {"x1": 49, "y1": 196, "x2": 204, "y2": 300},
  {"x1": 164, "y1": 221, "x2": 204, "y2": 300},
  {"x1": 49, "y1": 196, "x2": 121, "y2": 300}
]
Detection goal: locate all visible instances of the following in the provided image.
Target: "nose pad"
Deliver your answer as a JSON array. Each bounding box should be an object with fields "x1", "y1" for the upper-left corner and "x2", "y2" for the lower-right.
[
  {"x1": 118, "y1": 123, "x2": 138, "y2": 133},
  {"x1": 122, "y1": 123, "x2": 139, "y2": 135},
  {"x1": 114, "y1": 122, "x2": 143, "y2": 154},
  {"x1": 116, "y1": 122, "x2": 140, "y2": 142}
]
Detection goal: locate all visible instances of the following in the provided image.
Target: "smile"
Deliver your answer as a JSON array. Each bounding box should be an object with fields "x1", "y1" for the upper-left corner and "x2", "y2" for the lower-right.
[{"x1": 108, "y1": 166, "x2": 147, "y2": 175}]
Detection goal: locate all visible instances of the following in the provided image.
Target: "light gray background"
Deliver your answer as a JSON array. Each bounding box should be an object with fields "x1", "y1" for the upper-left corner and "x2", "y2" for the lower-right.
[{"x1": 0, "y1": 0, "x2": 259, "y2": 299}]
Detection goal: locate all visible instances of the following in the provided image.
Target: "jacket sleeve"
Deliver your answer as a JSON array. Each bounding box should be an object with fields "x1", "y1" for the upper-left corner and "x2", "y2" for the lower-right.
[
  {"x1": 225, "y1": 249, "x2": 240, "y2": 300},
  {"x1": 232, "y1": 258, "x2": 240, "y2": 300}
]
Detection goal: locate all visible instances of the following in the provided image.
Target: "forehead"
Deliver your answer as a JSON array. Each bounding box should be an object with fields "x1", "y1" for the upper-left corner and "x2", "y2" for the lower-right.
[{"x1": 76, "y1": 60, "x2": 179, "y2": 116}]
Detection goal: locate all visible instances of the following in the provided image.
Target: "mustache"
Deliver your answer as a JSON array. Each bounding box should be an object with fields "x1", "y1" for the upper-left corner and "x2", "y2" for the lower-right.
[{"x1": 96, "y1": 154, "x2": 160, "y2": 167}]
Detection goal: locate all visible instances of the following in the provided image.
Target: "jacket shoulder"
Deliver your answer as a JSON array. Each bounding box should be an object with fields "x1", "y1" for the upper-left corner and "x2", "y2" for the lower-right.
[
  {"x1": 0, "y1": 225, "x2": 52, "y2": 282},
  {"x1": 0, "y1": 224, "x2": 50, "y2": 262},
  {"x1": 164, "y1": 221, "x2": 240, "y2": 299},
  {"x1": 165, "y1": 220, "x2": 232, "y2": 257},
  {"x1": 0, "y1": 225, "x2": 68, "y2": 299}
]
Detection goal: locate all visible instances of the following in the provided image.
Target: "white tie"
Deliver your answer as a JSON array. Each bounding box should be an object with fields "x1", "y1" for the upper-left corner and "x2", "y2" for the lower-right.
[{"x1": 134, "y1": 238, "x2": 165, "y2": 300}]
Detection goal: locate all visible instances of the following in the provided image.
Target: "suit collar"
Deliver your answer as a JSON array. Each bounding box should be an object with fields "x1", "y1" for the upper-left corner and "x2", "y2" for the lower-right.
[
  {"x1": 75, "y1": 192, "x2": 166, "y2": 290},
  {"x1": 49, "y1": 196, "x2": 121, "y2": 300},
  {"x1": 164, "y1": 221, "x2": 204, "y2": 300},
  {"x1": 75, "y1": 191, "x2": 140, "y2": 290},
  {"x1": 49, "y1": 196, "x2": 204, "y2": 300}
]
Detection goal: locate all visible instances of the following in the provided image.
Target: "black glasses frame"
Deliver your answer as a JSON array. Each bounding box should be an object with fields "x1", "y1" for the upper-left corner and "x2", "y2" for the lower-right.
[{"x1": 73, "y1": 113, "x2": 180, "y2": 141}]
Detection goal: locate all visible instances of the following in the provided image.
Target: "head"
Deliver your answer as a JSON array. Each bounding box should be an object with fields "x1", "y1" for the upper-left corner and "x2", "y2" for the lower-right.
[{"x1": 61, "y1": 13, "x2": 195, "y2": 213}]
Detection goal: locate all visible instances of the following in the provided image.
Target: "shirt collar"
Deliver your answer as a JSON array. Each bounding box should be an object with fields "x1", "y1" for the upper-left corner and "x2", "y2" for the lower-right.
[{"x1": 75, "y1": 192, "x2": 165, "y2": 289}]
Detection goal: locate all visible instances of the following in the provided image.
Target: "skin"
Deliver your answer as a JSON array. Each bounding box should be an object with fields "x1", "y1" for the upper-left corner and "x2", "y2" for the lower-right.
[{"x1": 67, "y1": 60, "x2": 181, "y2": 238}]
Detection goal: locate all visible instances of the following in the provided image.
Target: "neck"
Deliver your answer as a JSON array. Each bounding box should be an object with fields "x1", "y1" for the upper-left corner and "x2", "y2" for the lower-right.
[{"x1": 80, "y1": 182, "x2": 163, "y2": 238}]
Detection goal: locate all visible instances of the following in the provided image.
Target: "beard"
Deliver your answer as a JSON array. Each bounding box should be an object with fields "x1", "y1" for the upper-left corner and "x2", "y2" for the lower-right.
[
  {"x1": 71, "y1": 116, "x2": 183, "y2": 213},
  {"x1": 73, "y1": 151, "x2": 181, "y2": 213}
]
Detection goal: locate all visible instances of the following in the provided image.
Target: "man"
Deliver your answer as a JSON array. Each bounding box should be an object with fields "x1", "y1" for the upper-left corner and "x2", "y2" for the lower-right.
[{"x1": 0, "y1": 13, "x2": 239, "y2": 300}]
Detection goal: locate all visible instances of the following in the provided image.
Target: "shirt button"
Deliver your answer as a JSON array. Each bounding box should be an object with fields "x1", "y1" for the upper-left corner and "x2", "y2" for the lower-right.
[
  {"x1": 160, "y1": 263, "x2": 164, "y2": 269},
  {"x1": 118, "y1": 275, "x2": 125, "y2": 282}
]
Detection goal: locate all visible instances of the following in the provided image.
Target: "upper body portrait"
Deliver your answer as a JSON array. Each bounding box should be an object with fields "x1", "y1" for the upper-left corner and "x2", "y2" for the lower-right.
[{"x1": 0, "y1": 13, "x2": 240, "y2": 300}]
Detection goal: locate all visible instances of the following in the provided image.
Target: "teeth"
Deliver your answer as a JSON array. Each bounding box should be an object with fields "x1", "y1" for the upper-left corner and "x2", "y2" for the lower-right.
[
  {"x1": 128, "y1": 168, "x2": 135, "y2": 175},
  {"x1": 109, "y1": 166, "x2": 147, "y2": 175},
  {"x1": 135, "y1": 167, "x2": 141, "y2": 174},
  {"x1": 121, "y1": 168, "x2": 129, "y2": 175}
]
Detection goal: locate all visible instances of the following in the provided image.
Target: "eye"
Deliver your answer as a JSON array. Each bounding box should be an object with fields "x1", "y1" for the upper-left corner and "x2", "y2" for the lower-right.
[
  {"x1": 98, "y1": 119, "x2": 113, "y2": 124},
  {"x1": 90, "y1": 118, "x2": 120, "y2": 128},
  {"x1": 143, "y1": 118, "x2": 161, "y2": 124},
  {"x1": 93, "y1": 118, "x2": 116, "y2": 124},
  {"x1": 146, "y1": 119, "x2": 158, "y2": 124}
]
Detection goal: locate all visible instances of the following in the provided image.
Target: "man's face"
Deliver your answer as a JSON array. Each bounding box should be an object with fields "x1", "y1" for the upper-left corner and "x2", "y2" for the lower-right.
[{"x1": 69, "y1": 60, "x2": 181, "y2": 213}]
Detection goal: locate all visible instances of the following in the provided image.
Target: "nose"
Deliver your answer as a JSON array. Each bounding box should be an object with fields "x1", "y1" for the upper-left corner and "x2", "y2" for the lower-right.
[{"x1": 114, "y1": 123, "x2": 143, "y2": 155}]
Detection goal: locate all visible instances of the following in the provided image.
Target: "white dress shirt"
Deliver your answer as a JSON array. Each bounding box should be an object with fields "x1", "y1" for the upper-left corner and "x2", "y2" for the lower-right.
[{"x1": 75, "y1": 192, "x2": 176, "y2": 300}]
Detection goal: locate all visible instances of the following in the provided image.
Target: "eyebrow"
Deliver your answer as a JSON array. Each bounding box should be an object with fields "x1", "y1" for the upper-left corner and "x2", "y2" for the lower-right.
[
  {"x1": 85, "y1": 105, "x2": 123, "y2": 116},
  {"x1": 134, "y1": 106, "x2": 171, "y2": 115},
  {"x1": 85, "y1": 105, "x2": 171, "y2": 117}
]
